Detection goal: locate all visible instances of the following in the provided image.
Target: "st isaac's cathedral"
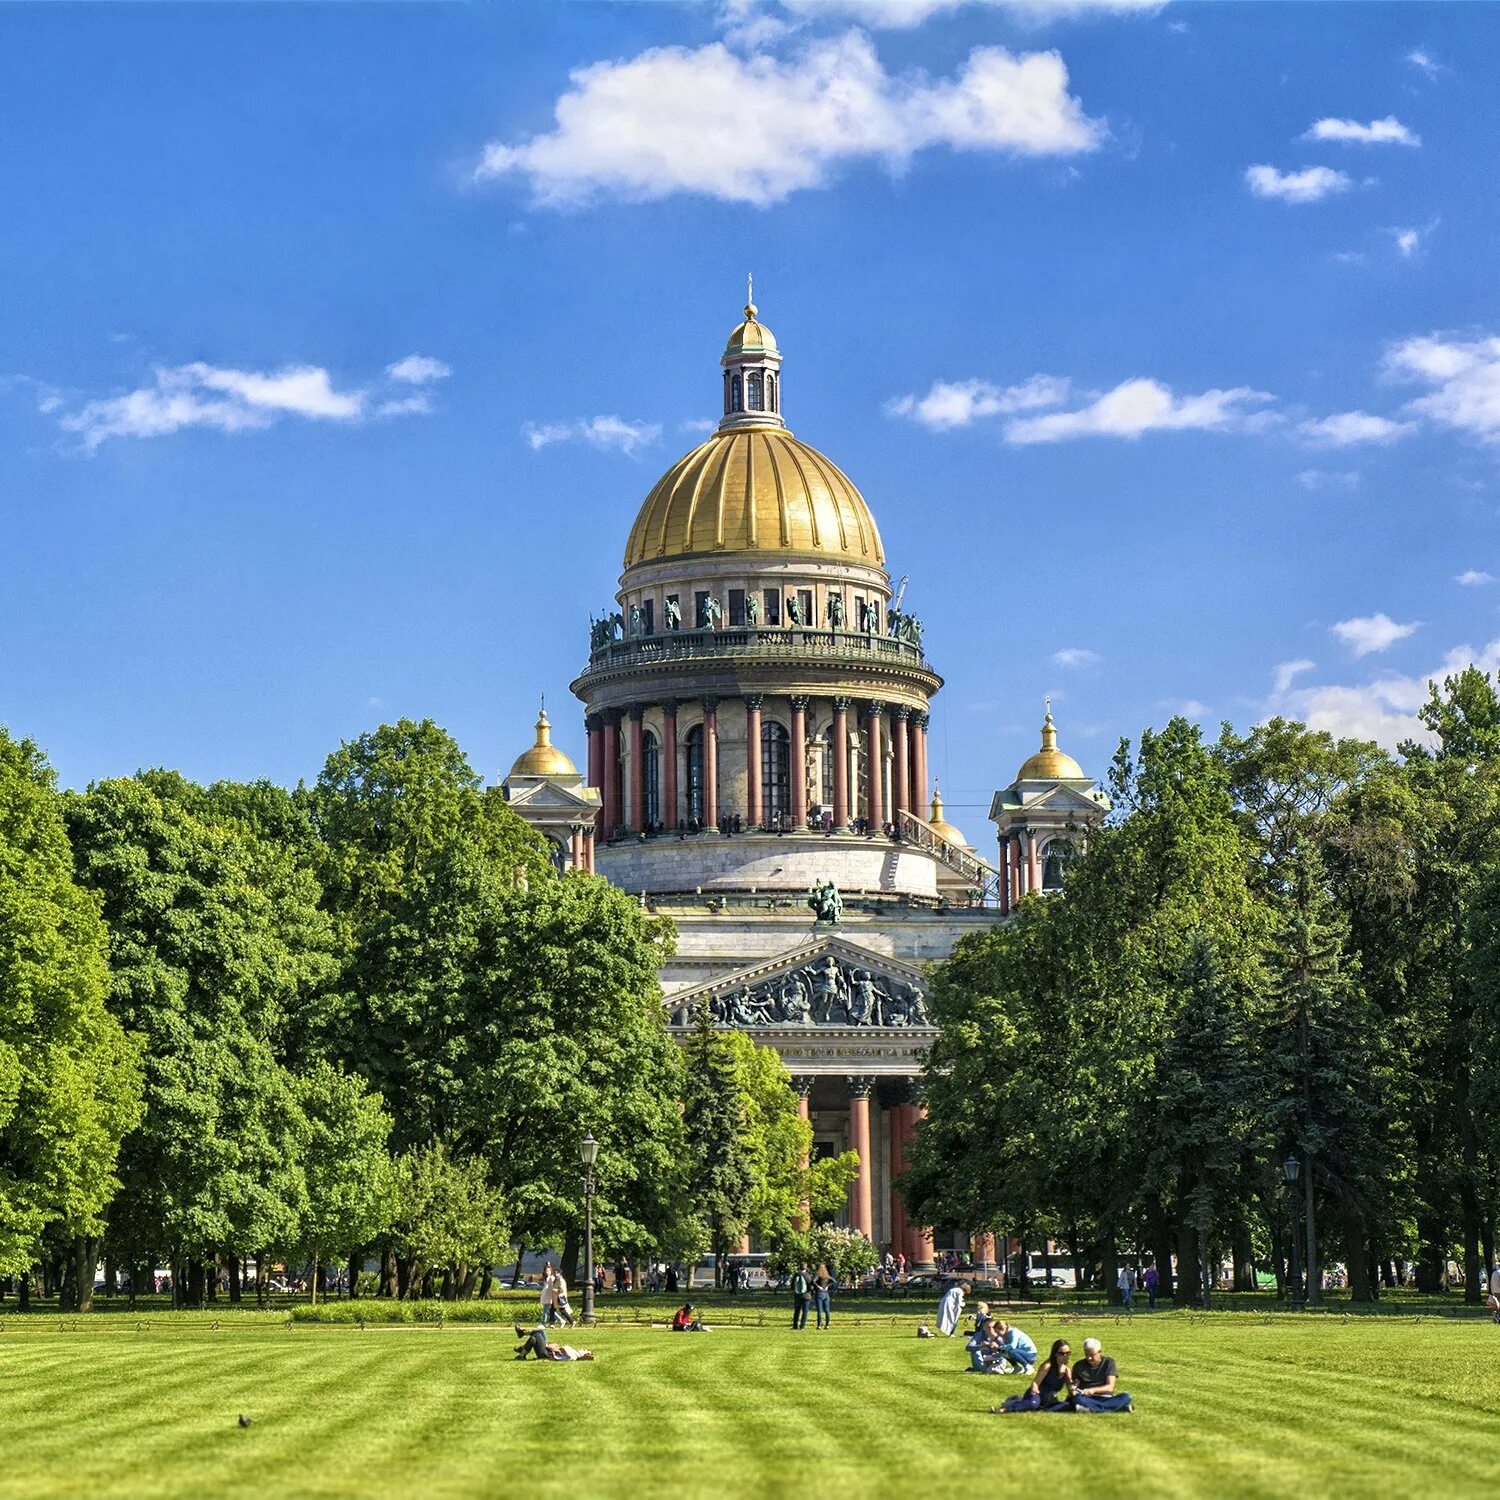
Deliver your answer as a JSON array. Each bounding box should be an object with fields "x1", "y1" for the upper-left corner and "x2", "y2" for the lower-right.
[{"x1": 502, "y1": 294, "x2": 1109, "y2": 1270}]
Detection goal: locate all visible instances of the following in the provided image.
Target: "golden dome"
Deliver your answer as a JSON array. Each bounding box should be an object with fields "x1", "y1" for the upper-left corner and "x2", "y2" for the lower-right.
[
  {"x1": 624, "y1": 426, "x2": 885, "y2": 570},
  {"x1": 1016, "y1": 710, "x2": 1086, "y2": 782},
  {"x1": 508, "y1": 706, "x2": 578, "y2": 779},
  {"x1": 724, "y1": 300, "x2": 779, "y2": 357},
  {"x1": 927, "y1": 785, "x2": 969, "y2": 847}
]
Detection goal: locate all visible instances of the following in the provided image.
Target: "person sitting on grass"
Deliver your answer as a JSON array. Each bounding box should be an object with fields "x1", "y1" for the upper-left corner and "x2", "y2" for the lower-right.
[
  {"x1": 671, "y1": 1303, "x2": 709, "y2": 1332},
  {"x1": 992, "y1": 1320, "x2": 1038, "y2": 1375},
  {"x1": 995, "y1": 1339, "x2": 1073, "y2": 1412},
  {"x1": 965, "y1": 1303, "x2": 1002, "y2": 1371},
  {"x1": 1069, "y1": 1337, "x2": 1131, "y2": 1411},
  {"x1": 514, "y1": 1326, "x2": 595, "y2": 1362}
]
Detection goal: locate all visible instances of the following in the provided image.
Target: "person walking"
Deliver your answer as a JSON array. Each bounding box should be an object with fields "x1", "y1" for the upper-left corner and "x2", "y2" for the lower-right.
[
  {"x1": 790, "y1": 1264, "x2": 811, "y2": 1329},
  {"x1": 1117, "y1": 1264, "x2": 1135, "y2": 1310},
  {"x1": 540, "y1": 1263, "x2": 559, "y2": 1326},
  {"x1": 553, "y1": 1267, "x2": 576, "y2": 1327},
  {"x1": 1141, "y1": 1262, "x2": 1159, "y2": 1311},
  {"x1": 813, "y1": 1264, "x2": 834, "y2": 1329}
]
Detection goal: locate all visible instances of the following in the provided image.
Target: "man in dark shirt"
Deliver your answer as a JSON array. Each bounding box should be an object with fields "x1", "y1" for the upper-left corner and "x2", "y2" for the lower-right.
[{"x1": 1070, "y1": 1338, "x2": 1132, "y2": 1412}]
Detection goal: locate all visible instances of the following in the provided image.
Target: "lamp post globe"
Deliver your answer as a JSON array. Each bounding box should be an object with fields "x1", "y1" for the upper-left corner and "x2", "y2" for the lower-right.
[
  {"x1": 581, "y1": 1133, "x2": 599, "y2": 1325},
  {"x1": 1283, "y1": 1154, "x2": 1301, "y2": 1184}
]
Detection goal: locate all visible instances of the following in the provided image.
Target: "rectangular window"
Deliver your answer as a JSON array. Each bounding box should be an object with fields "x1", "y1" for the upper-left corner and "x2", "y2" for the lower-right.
[
  {"x1": 728, "y1": 589, "x2": 746, "y2": 627},
  {"x1": 641, "y1": 599, "x2": 654, "y2": 635},
  {"x1": 695, "y1": 591, "x2": 710, "y2": 628},
  {"x1": 763, "y1": 588, "x2": 782, "y2": 625},
  {"x1": 798, "y1": 589, "x2": 814, "y2": 627}
]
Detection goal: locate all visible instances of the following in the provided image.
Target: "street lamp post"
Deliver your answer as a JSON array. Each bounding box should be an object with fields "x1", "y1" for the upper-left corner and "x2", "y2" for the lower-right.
[
  {"x1": 1283, "y1": 1154, "x2": 1303, "y2": 1307},
  {"x1": 580, "y1": 1132, "x2": 599, "y2": 1326}
]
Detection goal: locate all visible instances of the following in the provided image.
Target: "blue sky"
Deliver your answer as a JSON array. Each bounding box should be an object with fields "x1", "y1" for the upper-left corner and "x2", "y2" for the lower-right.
[{"x1": 4, "y1": 2, "x2": 1499, "y2": 837}]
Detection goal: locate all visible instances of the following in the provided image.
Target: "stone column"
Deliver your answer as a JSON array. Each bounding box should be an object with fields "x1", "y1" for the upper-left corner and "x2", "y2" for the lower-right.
[
  {"x1": 848, "y1": 1076, "x2": 874, "y2": 1240},
  {"x1": 864, "y1": 704, "x2": 884, "y2": 831},
  {"x1": 789, "y1": 696, "x2": 809, "y2": 829},
  {"x1": 661, "y1": 699, "x2": 679, "y2": 829},
  {"x1": 1026, "y1": 830, "x2": 1040, "y2": 892},
  {"x1": 586, "y1": 715, "x2": 603, "y2": 838},
  {"x1": 831, "y1": 698, "x2": 851, "y2": 831},
  {"x1": 911, "y1": 711, "x2": 929, "y2": 816},
  {"x1": 998, "y1": 837, "x2": 1011, "y2": 916},
  {"x1": 702, "y1": 697, "x2": 719, "y2": 831},
  {"x1": 583, "y1": 828, "x2": 595, "y2": 874},
  {"x1": 891, "y1": 706, "x2": 910, "y2": 819},
  {"x1": 601, "y1": 712, "x2": 621, "y2": 837},
  {"x1": 972, "y1": 1231, "x2": 997, "y2": 1275},
  {"x1": 888, "y1": 1100, "x2": 910, "y2": 1262},
  {"x1": 627, "y1": 706, "x2": 645, "y2": 833},
  {"x1": 744, "y1": 694, "x2": 763, "y2": 827},
  {"x1": 795, "y1": 1077, "x2": 812, "y2": 1230},
  {"x1": 907, "y1": 1100, "x2": 936, "y2": 1273},
  {"x1": 568, "y1": 827, "x2": 583, "y2": 871},
  {"x1": 1010, "y1": 832, "x2": 1024, "y2": 905}
]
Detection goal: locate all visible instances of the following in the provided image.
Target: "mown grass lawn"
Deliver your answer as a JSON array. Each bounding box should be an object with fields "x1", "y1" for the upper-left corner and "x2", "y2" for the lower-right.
[{"x1": 2, "y1": 1305, "x2": 1498, "y2": 1499}]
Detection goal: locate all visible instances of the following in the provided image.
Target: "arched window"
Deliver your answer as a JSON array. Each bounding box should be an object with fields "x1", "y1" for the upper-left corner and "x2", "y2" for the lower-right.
[
  {"x1": 1042, "y1": 840, "x2": 1075, "y2": 891},
  {"x1": 643, "y1": 731, "x2": 660, "y2": 828},
  {"x1": 767, "y1": 372, "x2": 777, "y2": 412},
  {"x1": 762, "y1": 721, "x2": 791, "y2": 824},
  {"x1": 731, "y1": 374, "x2": 743, "y2": 413},
  {"x1": 685, "y1": 725, "x2": 705, "y2": 825},
  {"x1": 747, "y1": 371, "x2": 764, "y2": 411},
  {"x1": 547, "y1": 836, "x2": 568, "y2": 876},
  {"x1": 723, "y1": 372, "x2": 731, "y2": 416}
]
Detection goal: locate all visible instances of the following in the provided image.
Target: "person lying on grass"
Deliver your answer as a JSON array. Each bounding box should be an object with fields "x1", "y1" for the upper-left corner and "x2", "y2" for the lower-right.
[
  {"x1": 514, "y1": 1326, "x2": 595, "y2": 1362},
  {"x1": 1068, "y1": 1337, "x2": 1131, "y2": 1412},
  {"x1": 995, "y1": 1340, "x2": 1072, "y2": 1412},
  {"x1": 672, "y1": 1303, "x2": 710, "y2": 1332}
]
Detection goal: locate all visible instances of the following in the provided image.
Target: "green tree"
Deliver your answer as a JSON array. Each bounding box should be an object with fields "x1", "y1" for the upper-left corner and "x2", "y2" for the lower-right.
[
  {"x1": 0, "y1": 731, "x2": 142, "y2": 1306},
  {"x1": 388, "y1": 1143, "x2": 508, "y2": 1300},
  {"x1": 292, "y1": 1062, "x2": 396, "y2": 1303}
]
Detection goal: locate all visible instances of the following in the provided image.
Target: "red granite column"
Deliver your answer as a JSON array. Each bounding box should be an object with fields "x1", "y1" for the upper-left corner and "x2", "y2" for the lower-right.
[
  {"x1": 789, "y1": 696, "x2": 808, "y2": 828},
  {"x1": 583, "y1": 829, "x2": 595, "y2": 874},
  {"x1": 831, "y1": 698, "x2": 851, "y2": 830},
  {"x1": 907, "y1": 1100, "x2": 936, "y2": 1272},
  {"x1": 627, "y1": 706, "x2": 645, "y2": 833},
  {"x1": 1026, "y1": 831, "x2": 1040, "y2": 892},
  {"x1": 972, "y1": 1231, "x2": 997, "y2": 1275},
  {"x1": 889, "y1": 1100, "x2": 910, "y2": 1261},
  {"x1": 911, "y1": 711, "x2": 929, "y2": 816},
  {"x1": 569, "y1": 827, "x2": 583, "y2": 871},
  {"x1": 848, "y1": 1077, "x2": 874, "y2": 1239},
  {"x1": 702, "y1": 697, "x2": 719, "y2": 831},
  {"x1": 998, "y1": 836, "x2": 1011, "y2": 915},
  {"x1": 795, "y1": 1078, "x2": 812, "y2": 1230},
  {"x1": 661, "y1": 699, "x2": 679, "y2": 829},
  {"x1": 864, "y1": 704, "x2": 884, "y2": 831},
  {"x1": 601, "y1": 713, "x2": 621, "y2": 837},
  {"x1": 586, "y1": 715, "x2": 603, "y2": 839},
  {"x1": 744, "y1": 695, "x2": 763, "y2": 827},
  {"x1": 891, "y1": 706, "x2": 910, "y2": 819},
  {"x1": 1010, "y1": 832, "x2": 1024, "y2": 905}
]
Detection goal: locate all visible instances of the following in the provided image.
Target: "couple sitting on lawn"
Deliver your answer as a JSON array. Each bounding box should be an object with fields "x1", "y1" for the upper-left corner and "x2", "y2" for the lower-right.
[
  {"x1": 966, "y1": 1304, "x2": 1038, "y2": 1375},
  {"x1": 995, "y1": 1336, "x2": 1132, "y2": 1413}
]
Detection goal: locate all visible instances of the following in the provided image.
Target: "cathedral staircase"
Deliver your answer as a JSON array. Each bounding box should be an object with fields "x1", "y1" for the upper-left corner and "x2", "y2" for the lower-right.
[{"x1": 896, "y1": 809, "x2": 1003, "y2": 905}]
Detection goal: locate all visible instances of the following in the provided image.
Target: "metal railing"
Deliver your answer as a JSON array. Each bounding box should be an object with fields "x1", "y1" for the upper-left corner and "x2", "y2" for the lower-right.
[
  {"x1": 897, "y1": 808, "x2": 1002, "y2": 904},
  {"x1": 581, "y1": 625, "x2": 930, "y2": 675}
]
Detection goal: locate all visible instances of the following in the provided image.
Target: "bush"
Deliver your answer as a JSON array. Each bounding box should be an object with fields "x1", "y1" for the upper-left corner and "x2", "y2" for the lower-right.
[{"x1": 291, "y1": 1300, "x2": 526, "y2": 1325}]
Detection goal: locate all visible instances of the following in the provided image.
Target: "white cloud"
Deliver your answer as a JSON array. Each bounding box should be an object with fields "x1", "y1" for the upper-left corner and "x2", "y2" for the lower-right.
[
  {"x1": 1303, "y1": 115, "x2": 1419, "y2": 147},
  {"x1": 1406, "y1": 48, "x2": 1441, "y2": 79},
  {"x1": 1296, "y1": 468, "x2": 1361, "y2": 491},
  {"x1": 1457, "y1": 569, "x2": 1494, "y2": 586},
  {"x1": 1004, "y1": 377, "x2": 1274, "y2": 443},
  {"x1": 680, "y1": 418, "x2": 718, "y2": 433},
  {"x1": 1162, "y1": 698, "x2": 1209, "y2": 718},
  {"x1": 1394, "y1": 227, "x2": 1420, "y2": 258},
  {"x1": 1244, "y1": 164, "x2": 1353, "y2": 203},
  {"x1": 1297, "y1": 410, "x2": 1415, "y2": 446},
  {"x1": 376, "y1": 394, "x2": 433, "y2": 418},
  {"x1": 886, "y1": 374, "x2": 1069, "y2": 430},
  {"x1": 1273, "y1": 659, "x2": 1316, "y2": 694},
  {"x1": 524, "y1": 415, "x2": 662, "y2": 455},
  {"x1": 1385, "y1": 333, "x2": 1500, "y2": 443},
  {"x1": 1331, "y1": 612, "x2": 1419, "y2": 657},
  {"x1": 1051, "y1": 647, "x2": 1102, "y2": 668},
  {"x1": 386, "y1": 354, "x2": 452, "y2": 385},
  {"x1": 56, "y1": 362, "x2": 374, "y2": 452},
  {"x1": 1273, "y1": 639, "x2": 1500, "y2": 750},
  {"x1": 475, "y1": 31, "x2": 1104, "y2": 207}
]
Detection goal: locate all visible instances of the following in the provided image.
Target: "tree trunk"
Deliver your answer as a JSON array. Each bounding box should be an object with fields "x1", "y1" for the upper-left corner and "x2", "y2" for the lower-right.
[
  {"x1": 461, "y1": 1267, "x2": 481, "y2": 1300},
  {"x1": 562, "y1": 1228, "x2": 580, "y2": 1290},
  {"x1": 1146, "y1": 1196, "x2": 1176, "y2": 1301},
  {"x1": 18, "y1": 1271, "x2": 31, "y2": 1311},
  {"x1": 397, "y1": 1255, "x2": 413, "y2": 1300},
  {"x1": 74, "y1": 1235, "x2": 95, "y2": 1313},
  {"x1": 256, "y1": 1254, "x2": 269, "y2": 1309},
  {"x1": 382, "y1": 1244, "x2": 399, "y2": 1299},
  {"x1": 478, "y1": 1266, "x2": 493, "y2": 1300},
  {"x1": 1231, "y1": 1226, "x2": 1256, "y2": 1291},
  {"x1": 1345, "y1": 1211, "x2": 1373, "y2": 1303},
  {"x1": 512, "y1": 1246, "x2": 525, "y2": 1294},
  {"x1": 348, "y1": 1252, "x2": 362, "y2": 1300},
  {"x1": 228, "y1": 1254, "x2": 243, "y2": 1306},
  {"x1": 1066, "y1": 1224, "x2": 1084, "y2": 1294},
  {"x1": 1416, "y1": 1215, "x2": 1447, "y2": 1292},
  {"x1": 1174, "y1": 1222, "x2": 1200, "y2": 1307},
  {"x1": 1100, "y1": 1225, "x2": 1118, "y2": 1306},
  {"x1": 103, "y1": 1258, "x2": 117, "y2": 1297}
]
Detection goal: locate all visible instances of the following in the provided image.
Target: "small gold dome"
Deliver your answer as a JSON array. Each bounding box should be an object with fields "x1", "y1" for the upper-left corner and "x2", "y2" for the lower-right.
[
  {"x1": 724, "y1": 301, "x2": 778, "y2": 358},
  {"x1": 508, "y1": 706, "x2": 578, "y2": 779},
  {"x1": 927, "y1": 784, "x2": 969, "y2": 847},
  {"x1": 1016, "y1": 710, "x2": 1086, "y2": 782},
  {"x1": 624, "y1": 426, "x2": 884, "y2": 570}
]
